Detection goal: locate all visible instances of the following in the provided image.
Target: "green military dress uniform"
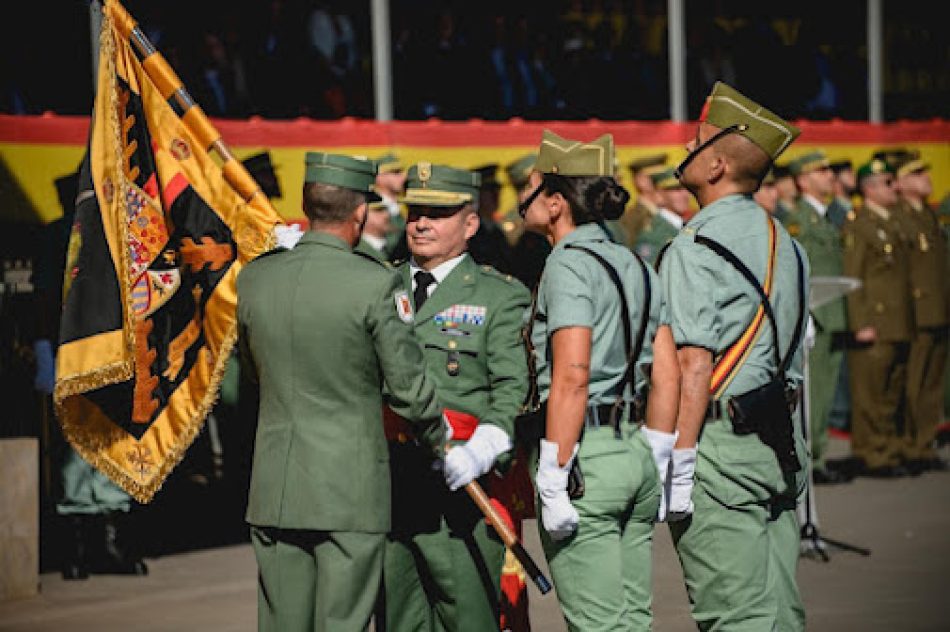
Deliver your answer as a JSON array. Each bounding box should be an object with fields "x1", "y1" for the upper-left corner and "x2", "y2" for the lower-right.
[
  {"x1": 383, "y1": 164, "x2": 531, "y2": 632},
  {"x1": 893, "y1": 158, "x2": 949, "y2": 462},
  {"x1": 632, "y1": 167, "x2": 683, "y2": 265},
  {"x1": 238, "y1": 153, "x2": 446, "y2": 632},
  {"x1": 781, "y1": 152, "x2": 848, "y2": 470},
  {"x1": 530, "y1": 131, "x2": 663, "y2": 631},
  {"x1": 843, "y1": 166, "x2": 914, "y2": 470},
  {"x1": 662, "y1": 83, "x2": 807, "y2": 631}
]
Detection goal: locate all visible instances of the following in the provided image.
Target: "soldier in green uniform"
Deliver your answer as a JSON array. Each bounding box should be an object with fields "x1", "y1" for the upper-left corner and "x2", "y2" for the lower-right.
[
  {"x1": 238, "y1": 152, "x2": 447, "y2": 632},
  {"x1": 617, "y1": 153, "x2": 668, "y2": 248},
  {"x1": 827, "y1": 159, "x2": 857, "y2": 229},
  {"x1": 468, "y1": 163, "x2": 515, "y2": 274},
  {"x1": 660, "y1": 82, "x2": 808, "y2": 630},
  {"x1": 355, "y1": 192, "x2": 393, "y2": 262},
  {"x1": 782, "y1": 151, "x2": 851, "y2": 484},
  {"x1": 504, "y1": 153, "x2": 551, "y2": 289},
  {"x1": 374, "y1": 152, "x2": 409, "y2": 260},
  {"x1": 521, "y1": 130, "x2": 681, "y2": 630},
  {"x1": 893, "y1": 153, "x2": 949, "y2": 471},
  {"x1": 773, "y1": 162, "x2": 796, "y2": 222},
  {"x1": 33, "y1": 165, "x2": 147, "y2": 580},
  {"x1": 382, "y1": 162, "x2": 530, "y2": 631},
  {"x1": 843, "y1": 159, "x2": 914, "y2": 478},
  {"x1": 753, "y1": 168, "x2": 780, "y2": 215},
  {"x1": 632, "y1": 167, "x2": 691, "y2": 265}
]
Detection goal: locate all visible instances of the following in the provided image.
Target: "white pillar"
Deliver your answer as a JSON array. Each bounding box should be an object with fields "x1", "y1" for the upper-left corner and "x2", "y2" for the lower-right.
[
  {"x1": 371, "y1": 0, "x2": 393, "y2": 121},
  {"x1": 867, "y1": 0, "x2": 884, "y2": 122},
  {"x1": 668, "y1": 0, "x2": 687, "y2": 122}
]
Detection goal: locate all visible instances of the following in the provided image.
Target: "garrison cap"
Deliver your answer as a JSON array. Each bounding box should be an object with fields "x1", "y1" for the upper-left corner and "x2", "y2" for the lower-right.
[
  {"x1": 505, "y1": 153, "x2": 537, "y2": 189},
  {"x1": 628, "y1": 153, "x2": 668, "y2": 175},
  {"x1": 305, "y1": 152, "x2": 377, "y2": 193},
  {"x1": 856, "y1": 158, "x2": 894, "y2": 183},
  {"x1": 650, "y1": 167, "x2": 682, "y2": 190},
  {"x1": 401, "y1": 162, "x2": 480, "y2": 207},
  {"x1": 375, "y1": 152, "x2": 404, "y2": 173},
  {"x1": 872, "y1": 147, "x2": 914, "y2": 168},
  {"x1": 788, "y1": 150, "x2": 830, "y2": 176},
  {"x1": 242, "y1": 151, "x2": 282, "y2": 199},
  {"x1": 536, "y1": 130, "x2": 615, "y2": 177},
  {"x1": 474, "y1": 164, "x2": 501, "y2": 189},
  {"x1": 700, "y1": 82, "x2": 800, "y2": 161}
]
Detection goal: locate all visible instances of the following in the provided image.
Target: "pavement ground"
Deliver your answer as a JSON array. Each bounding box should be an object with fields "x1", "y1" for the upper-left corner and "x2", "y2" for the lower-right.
[{"x1": 1, "y1": 437, "x2": 948, "y2": 631}]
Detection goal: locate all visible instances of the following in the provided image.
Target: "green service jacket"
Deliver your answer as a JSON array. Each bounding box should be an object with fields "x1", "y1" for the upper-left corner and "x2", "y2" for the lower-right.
[
  {"x1": 783, "y1": 196, "x2": 847, "y2": 333},
  {"x1": 894, "y1": 199, "x2": 950, "y2": 329},
  {"x1": 238, "y1": 231, "x2": 445, "y2": 532},
  {"x1": 633, "y1": 211, "x2": 680, "y2": 265},
  {"x1": 397, "y1": 254, "x2": 530, "y2": 441},
  {"x1": 843, "y1": 204, "x2": 914, "y2": 341}
]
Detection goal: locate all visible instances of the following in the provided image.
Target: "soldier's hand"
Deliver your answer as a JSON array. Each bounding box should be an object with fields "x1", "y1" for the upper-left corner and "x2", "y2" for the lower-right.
[
  {"x1": 33, "y1": 339, "x2": 56, "y2": 395},
  {"x1": 443, "y1": 424, "x2": 512, "y2": 491},
  {"x1": 667, "y1": 447, "x2": 697, "y2": 522},
  {"x1": 536, "y1": 439, "x2": 580, "y2": 540},
  {"x1": 641, "y1": 427, "x2": 678, "y2": 522},
  {"x1": 854, "y1": 326, "x2": 877, "y2": 343}
]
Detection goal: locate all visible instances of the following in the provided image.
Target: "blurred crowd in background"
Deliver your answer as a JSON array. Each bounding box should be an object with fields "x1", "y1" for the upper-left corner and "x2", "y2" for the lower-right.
[{"x1": 1, "y1": 0, "x2": 947, "y2": 121}]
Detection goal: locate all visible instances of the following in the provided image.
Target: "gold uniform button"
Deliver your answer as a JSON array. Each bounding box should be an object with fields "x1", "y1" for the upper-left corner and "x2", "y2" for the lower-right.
[
  {"x1": 448, "y1": 340, "x2": 458, "y2": 349},
  {"x1": 883, "y1": 243, "x2": 893, "y2": 254},
  {"x1": 875, "y1": 302, "x2": 886, "y2": 313}
]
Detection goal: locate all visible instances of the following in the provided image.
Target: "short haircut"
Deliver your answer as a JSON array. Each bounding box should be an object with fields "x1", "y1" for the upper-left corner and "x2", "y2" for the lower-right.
[
  {"x1": 717, "y1": 133, "x2": 772, "y2": 192},
  {"x1": 302, "y1": 183, "x2": 366, "y2": 224}
]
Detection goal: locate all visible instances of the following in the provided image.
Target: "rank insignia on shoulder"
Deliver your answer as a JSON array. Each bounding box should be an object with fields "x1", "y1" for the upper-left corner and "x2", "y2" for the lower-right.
[{"x1": 394, "y1": 290, "x2": 414, "y2": 323}]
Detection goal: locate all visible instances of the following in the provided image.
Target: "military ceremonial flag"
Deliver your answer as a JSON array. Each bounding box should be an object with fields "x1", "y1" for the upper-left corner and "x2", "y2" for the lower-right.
[{"x1": 53, "y1": 0, "x2": 282, "y2": 502}]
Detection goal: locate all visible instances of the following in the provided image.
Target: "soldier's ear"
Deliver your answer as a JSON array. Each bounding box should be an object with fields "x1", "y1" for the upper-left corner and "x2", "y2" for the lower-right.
[{"x1": 463, "y1": 208, "x2": 480, "y2": 241}]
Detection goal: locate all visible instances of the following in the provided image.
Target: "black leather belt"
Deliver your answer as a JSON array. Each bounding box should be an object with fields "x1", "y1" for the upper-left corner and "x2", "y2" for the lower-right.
[
  {"x1": 585, "y1": 403, "x2": 624, "y2": 429},
  {"x1": 706, "y1": 399, "x2": 727, "y2": 420}
]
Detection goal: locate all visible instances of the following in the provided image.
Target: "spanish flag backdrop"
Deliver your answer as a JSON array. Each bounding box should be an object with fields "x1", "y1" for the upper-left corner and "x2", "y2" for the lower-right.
[{"x1": 51, "y1": 0, "x2": 281, "y2": 503}]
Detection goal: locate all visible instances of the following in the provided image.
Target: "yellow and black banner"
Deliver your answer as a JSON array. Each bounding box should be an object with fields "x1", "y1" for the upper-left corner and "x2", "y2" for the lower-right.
[{"x1": 53, "y1": 0, "x2": 281, "y2": 503}]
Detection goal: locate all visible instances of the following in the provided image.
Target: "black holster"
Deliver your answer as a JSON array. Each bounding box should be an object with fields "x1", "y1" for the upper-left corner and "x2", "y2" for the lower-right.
[{"x1": 727, "y1": 378, "x2": 801, "y2": 474}]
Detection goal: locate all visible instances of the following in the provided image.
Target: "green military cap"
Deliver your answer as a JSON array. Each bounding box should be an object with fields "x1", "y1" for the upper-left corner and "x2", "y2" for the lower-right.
[
  {"x1": 401, "y1": 162, "x2": 481, "y2": 207},
  {"x1": 505, "y1": 153, "x2": 537, "y2": 189},
  {"x1": 536, "y1": 129, "x2": 615, "y2": 177},
  {"x1": 772, "y1": 162, "x2": 792, "y2": 180},
  {"x1": 375, "y1": 152, "x2": 404, "y2": 174},
  {"x1": 650, "y1": 167, "x2": 682, "y2": 190},
  {"x1": 628, "y1": 153, "x2": 668, "y2": 175},
  {"x1": 788, "y1": 150, "x2": 830, "y2": 176},
  {"x1": 305, "y1": 152, "x2": 377, "y2": 193},
  {"x1": 856, "y1": 158, "x2": 894, "y2": 182},
  {"x1": 871, "y1": 147, "x2": 915, "y2": 169},
  {"x1": 474, "y1": 164, "x2": 501, "y2": 189},
  {"x1": 700, "y1": 82, "x2": 800, "y2": 161}
]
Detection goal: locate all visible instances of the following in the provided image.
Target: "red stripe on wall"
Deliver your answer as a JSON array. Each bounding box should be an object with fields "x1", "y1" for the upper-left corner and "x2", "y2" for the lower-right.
[{"x1": 2, "y1": 114, "x2": 949, "y2": 147}]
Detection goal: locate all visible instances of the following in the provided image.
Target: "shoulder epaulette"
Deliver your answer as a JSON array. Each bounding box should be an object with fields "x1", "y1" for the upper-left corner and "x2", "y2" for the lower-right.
[
  {"x1": 478, "y1": 263, "x2": 516, "y2": 284},
  {"x1": 353, "y1": 249, "x2": 391, "y2": 268}
]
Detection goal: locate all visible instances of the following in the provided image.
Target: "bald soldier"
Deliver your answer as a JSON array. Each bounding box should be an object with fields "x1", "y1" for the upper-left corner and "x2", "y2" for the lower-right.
[
  {"x1": 660, "y1": 82, "x2": 808, "y2": 630},
  {"x1": 238, "y1": 152, "x2": 447, "y2": 631},
  {"x1": 782, "y1": 151, "x2": 851, "y2": 484},
  {"x1": 893, "y1": 152, "x2": 949, "y2": 472},
  {"x1": 844, "y1": 159, "x2": 914, "y2": 478},
  {"x1": 382, "y1": 163, "x2": 531, "y2": 631}
]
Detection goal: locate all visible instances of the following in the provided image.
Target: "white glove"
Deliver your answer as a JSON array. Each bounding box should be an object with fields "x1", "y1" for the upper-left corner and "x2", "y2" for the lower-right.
[
  {"x1": 668, "y1": 447, "x2": 697, "y2": 521},
  {"x1": 33, "y1": 339, "x2": 55, "y2": 394},
  {"x1": 536, "y1": 439, "x2": 580, "y2": 541},
  {"x1": 443, "y1": 424, "x2": 511, "y2": 491},
  {"x1": 804, "y1": 315, "x2": 816, "y2": 350},
  {"x1": 273, "y1": 224, "x2": 303, "y2": 249},
  {"x1": 641, "y1": 427, "x2": 677, "y2": 522}
]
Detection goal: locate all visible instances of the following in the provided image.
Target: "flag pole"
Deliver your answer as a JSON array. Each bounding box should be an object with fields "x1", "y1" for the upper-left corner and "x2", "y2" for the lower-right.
[{"x1": 103, "y1": 0, "x2": 274, "y2": 211}]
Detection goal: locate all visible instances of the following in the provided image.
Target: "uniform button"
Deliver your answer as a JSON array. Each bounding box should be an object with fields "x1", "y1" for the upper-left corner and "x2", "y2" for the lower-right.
[
  {"x1": 448, "y1": 340, "x2": 458, "y2": 349},
  {"x1": 875, "y1": 302, "x2": 885, "y2": 313},
  {"x1": 884, "y1": 243, "x2": 893, "y2": 254}
]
